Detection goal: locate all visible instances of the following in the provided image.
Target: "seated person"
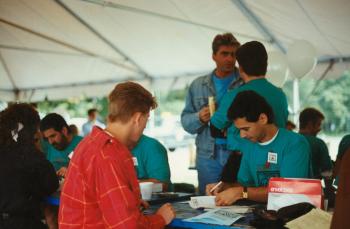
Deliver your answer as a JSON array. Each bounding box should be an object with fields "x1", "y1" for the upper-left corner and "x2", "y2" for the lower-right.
[
  {"x1": 0, "y1": 103, "x2": 58, "y2": 229},
  {"x1": 131, "y1": 134, "x2": 171, "y2": 191},
  {"x1": 286, "y1": 120, "x2": 296, "y2": 131},
  {"x1": 40, "y1": 114, "x2": 83, "y2": 229},
  {"x1": 210, "y1": 41, "x2": 289, "y2": 152},
  {"x1": 69, "y1": 124, "x2": 79, "y2": 136},
  {"x1": 337, "y1": 134, "x2": 350, "y2": 160},
  {"x1": 206, "y1": 90, "x2": 310, "y2": 205},
  {"x1": 299, "y1": 107, "x2": 333, "y2": 179},
  {"x1": 40, "y1": 113, "x2": 83, "y2": 177},
  {"x1": 333, "y1": 134, "x2": 350, "y2": 185},
  {"x1": 331, "y1": 147, "x2": 350, "y2": 229}
]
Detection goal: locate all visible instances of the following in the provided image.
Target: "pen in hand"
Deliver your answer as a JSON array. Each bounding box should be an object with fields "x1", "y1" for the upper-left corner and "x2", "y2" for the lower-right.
[{"x1": 209, "y1": 181, "x2": 223, "y2": 194}]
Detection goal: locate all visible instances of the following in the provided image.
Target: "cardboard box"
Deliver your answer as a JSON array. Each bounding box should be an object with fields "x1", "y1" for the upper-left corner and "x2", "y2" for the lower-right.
[{"x1": 267, "y1": 177, "x2": 322, "y2": 211}]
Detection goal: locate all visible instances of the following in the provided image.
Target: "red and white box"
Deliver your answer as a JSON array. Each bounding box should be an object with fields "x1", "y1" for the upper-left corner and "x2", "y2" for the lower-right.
[{"x1": 267, "y1": 177, "x2": 322, "y2": 211}]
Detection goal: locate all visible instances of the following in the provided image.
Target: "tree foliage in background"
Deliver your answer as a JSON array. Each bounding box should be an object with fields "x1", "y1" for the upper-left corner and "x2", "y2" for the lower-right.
[
  {"x1": 38, "y1": 96, "x2": 108, "y2": 121},
  {"x1": 155, "y1": 87, "x2": 188, "y2": 114},
  {"x1": 36, "y1": 89, "x2": 188, "y2": 124},
  {"x1": 283, "y1": 73, "x2": 350, "y2": 134},
  {"x1": 35, "y1": 74, "x2": 350, "y2": 134}
]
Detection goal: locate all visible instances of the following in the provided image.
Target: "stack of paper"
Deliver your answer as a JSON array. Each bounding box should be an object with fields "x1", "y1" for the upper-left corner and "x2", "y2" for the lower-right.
[
  {"x1": 184, "y1": 208, "x2": 243, "y2": 226},
  {"x1": 203, "y1": 206, "x2": 251, "y2": 214},
  {"x1": 286, "y1": 208, "x2": 332, "y2": 229},
  {"x1": 189, "y1": 196, "x2": 251, "y2": 214},
  {"x1": 189, "y1": 196, "x2": 216, "y2": 209}
]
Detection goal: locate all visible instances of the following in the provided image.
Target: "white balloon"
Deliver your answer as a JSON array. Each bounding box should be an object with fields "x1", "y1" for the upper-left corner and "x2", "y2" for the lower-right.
[
  {"x1": 287, "y1": 40, "x2": 317, "y2": 79},
  {"x1": 266, "y1": 51, "x2": 289, "y2": 87}
]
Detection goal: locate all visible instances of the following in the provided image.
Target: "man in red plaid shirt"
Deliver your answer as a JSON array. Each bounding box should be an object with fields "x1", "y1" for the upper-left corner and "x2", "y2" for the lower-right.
[{"x1": 59, "y1": 82, "x2": 175, "y2": 228}]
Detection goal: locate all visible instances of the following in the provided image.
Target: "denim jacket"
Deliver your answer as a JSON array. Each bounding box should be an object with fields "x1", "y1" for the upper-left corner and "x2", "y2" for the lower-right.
[{"x1": 181, "y1": 70, "x2": 241, "y2": 158}]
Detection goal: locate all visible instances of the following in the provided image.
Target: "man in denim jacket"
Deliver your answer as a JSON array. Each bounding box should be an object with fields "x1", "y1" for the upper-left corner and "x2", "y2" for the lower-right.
[{"x1": 181, "y1": 33, "x2": 241, "y2": 194}]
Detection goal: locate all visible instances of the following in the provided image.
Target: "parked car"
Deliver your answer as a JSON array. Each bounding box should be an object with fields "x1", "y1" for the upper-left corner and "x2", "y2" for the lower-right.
[{"x1": 144, "y1": 118, "x2": 194, "y2": 152}]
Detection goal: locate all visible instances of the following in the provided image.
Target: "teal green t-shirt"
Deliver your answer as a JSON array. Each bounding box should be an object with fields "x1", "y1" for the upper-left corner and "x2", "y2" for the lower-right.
[
  {"x1": 301, "y1": 134, "x2": 333, "y2": 178},
  {"x1": 131, "y1": 135, "x2": 171, "y2": 184},
  {"x1": 212, "y1": 73, "x2": 236, "y2": 145},
  {"x1": 210, "y1": 78, "x2": 288, "y2": 151},
  {"x1": 335, "y1": 134, "x2": 350, "y2": 185},
  {"x1": 45, "y1": 135, "x2": 83, "y2": 171},
  {"x1": 238, "y1": 128, "x2": 311, "y2": 187}
]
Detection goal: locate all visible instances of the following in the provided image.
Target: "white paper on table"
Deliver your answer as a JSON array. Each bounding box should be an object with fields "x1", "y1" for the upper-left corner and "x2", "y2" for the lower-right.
[
  {"x1": 286, "y1": 208, "x2": 332, "y2": 229},
  {"x1": 177, "y1": 201, "x2": 190, "y2": 204},
  {"x1": 189, "y1": 196, "x2": 216, "y2": 209},
  {"x1": 204, "y1": 205, "x2": 252, "y2": 214},
  {"x1": 183, "y1": 208, "x2": 243, "y2": 226},
  {"x1": 267, "y1": 193, "x2": 313, "y2": 211}
]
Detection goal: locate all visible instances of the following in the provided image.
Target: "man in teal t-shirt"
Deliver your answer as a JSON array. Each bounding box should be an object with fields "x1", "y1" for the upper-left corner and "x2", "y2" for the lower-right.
[
  {"x1": 237, "y1": 128, "x2": 311, "y2": 187},
  {"x1": 334, "y1": 134, "x2": 350, "y2": 185},
  {"x1": 132, "y1": 135, "x2": 171, "y2": 191},
  {"x1": 337, "y1": 134, "x2": 350, "y2": 159},
  {"x1": 299, "y1": 108, "x2": 333, "y2": 179},
  {"x1": 206, "y1": 90, "x2": 310, "y2": 206},
  {"x1": 40, "y1": 113, "x2": 83, "y2": 177},
  {"x1": 210, "y1": 41, "x2": 288, "y2": 151},
  {"x1": 181, "y1": 33, "x2": 242, "y2": 194}
]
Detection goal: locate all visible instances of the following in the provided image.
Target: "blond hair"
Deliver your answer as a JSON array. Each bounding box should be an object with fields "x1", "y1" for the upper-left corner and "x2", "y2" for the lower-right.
[{"x1": 108, "y1": 82, "x2": 157, "y2": 123}]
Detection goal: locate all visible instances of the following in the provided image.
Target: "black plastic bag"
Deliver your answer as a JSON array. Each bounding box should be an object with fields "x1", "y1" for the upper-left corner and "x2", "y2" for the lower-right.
[{"x1": 250, "y1": 202, "x2": 315, "y2": 229}]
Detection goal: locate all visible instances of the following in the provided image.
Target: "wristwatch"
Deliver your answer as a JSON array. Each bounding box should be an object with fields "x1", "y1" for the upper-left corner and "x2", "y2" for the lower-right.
[{"x1": 242, "y1": 186, "x2": 248, "y2": 199}]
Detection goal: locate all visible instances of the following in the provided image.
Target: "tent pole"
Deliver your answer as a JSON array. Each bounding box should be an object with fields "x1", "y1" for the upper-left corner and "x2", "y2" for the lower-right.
[
  {"x1": 0, "y1": 18, "x2": 136, "y2": 72},
  {"x1": 292, "y1": 78, "x2": 300, "y2": 126},
  {"x1": 55, "y1": 0, "x2": 151, "y2": 80},
  {"x1": 82, "y1": 0, "x2": 263, "y2": 41},
  {"x1": 232, "y1": 0, "x2": 286, "y2": 53},
  {"x1": 0, "y1": 51, "x2": 18, "y2": 95}
]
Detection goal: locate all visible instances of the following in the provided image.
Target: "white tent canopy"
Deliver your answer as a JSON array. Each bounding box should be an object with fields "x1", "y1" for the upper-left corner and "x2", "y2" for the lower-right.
[{"x1": 0, "y1": 0, "x2": 349, "y2": 101}]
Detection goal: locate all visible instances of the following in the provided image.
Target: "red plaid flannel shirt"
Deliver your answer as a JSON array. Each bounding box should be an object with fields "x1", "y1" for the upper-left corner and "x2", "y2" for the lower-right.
[{"x1": 59, "y1": 127, "x2": 165, "y2": 229}]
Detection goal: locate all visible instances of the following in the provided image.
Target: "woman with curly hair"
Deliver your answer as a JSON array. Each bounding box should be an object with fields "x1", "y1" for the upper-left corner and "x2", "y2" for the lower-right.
[{"x1": 0, "y1": 103, "x2": 58, "y2": 229}]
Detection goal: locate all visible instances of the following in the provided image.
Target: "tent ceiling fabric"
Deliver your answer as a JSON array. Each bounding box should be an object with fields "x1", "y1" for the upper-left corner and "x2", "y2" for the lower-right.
[{"x1": 0, "y1": 0, "x2": 349, "y2": 101}]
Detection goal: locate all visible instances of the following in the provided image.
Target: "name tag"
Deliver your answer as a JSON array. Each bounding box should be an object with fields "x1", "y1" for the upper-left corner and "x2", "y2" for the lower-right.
[
  {"x1": 132, "y1": 157, "x2": 138, "y2": 166},
  {"x1": 267, "y1": 152, "x2": 278, "y2": 164},
  {"x1": 68, "y1": 151, "x2": 74, "y2": 159}
]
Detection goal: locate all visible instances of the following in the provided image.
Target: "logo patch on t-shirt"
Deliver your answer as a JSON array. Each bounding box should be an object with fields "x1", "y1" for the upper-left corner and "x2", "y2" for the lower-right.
[{"x1": 68, "y1": 151, "x2": 74, "y2": 159}]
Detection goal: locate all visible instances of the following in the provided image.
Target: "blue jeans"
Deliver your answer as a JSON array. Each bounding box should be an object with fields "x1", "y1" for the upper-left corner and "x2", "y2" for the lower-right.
[{"x1": 196, "y1": 144, "x2": 232, "y2": 195}]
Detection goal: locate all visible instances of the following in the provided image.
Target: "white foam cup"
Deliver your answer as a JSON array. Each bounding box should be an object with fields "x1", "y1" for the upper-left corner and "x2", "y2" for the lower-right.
[{"x1": 140, "y1": 182, "x2": 153, "y2": 200}]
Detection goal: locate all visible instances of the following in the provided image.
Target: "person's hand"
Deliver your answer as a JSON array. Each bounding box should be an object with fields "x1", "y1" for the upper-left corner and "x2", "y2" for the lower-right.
[
  {"x1": 206, "y1": 182, "x2": 223, "y2": 196},
  {"x1": 156, "y1": 203, "x2": 176, "y2": 225},
  {"x1": 56, "y1": 167, "x2": 67, "y2": 177},
  {"x1": 199, "y1": 106, "x2": 210, "y2": 123},
  {"x1": 215, "y1": 186, "x2": 243, "y2": 206},
  {"x1": 140, "y1": 199, "x2": 149, "y2": 210}
]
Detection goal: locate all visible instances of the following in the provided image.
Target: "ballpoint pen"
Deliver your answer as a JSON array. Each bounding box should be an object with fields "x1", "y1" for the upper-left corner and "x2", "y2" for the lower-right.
[{"x1": 209, "y1": 181, "x2": 223, "y2": 193}]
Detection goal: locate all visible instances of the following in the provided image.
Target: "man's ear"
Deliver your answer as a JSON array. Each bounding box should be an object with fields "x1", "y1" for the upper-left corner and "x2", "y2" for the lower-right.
[
  {"x1": 62, "y1": 126, "x2": 69, "y2": 136},
  {"x1": 258, "y1": 113, "x2": 268, "y2": 125},
  {"x1": 212, "y1": 53, "x2": 217, "y2": 62},
  {"x1": 131, "y1": 112, "x2": 142, "y2": 125}
]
